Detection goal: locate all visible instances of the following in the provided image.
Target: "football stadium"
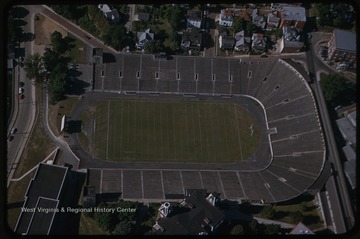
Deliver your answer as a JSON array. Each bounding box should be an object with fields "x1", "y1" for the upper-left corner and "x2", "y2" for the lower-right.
[{"x1": 77, "y1": 55, "x2": 326, "y2": 203}]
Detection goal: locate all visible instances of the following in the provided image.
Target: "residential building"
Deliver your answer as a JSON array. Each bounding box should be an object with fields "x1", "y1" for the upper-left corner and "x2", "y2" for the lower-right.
[
  {"x1": 136, "y1": 29, "x2": 154, "y2": 50},
  {"x1": 135, "y1": 12, "x2": 150, "y2": 22},
  {"x1": 153, "y1": 190, "x2": 225, "y2": 235},
  {"x1": 219, "y1": 35, "x2": 234, "y2": 50},
  {"x1": 266, "y1": 12, "x2": 280, "y2": 30},
  {"x1": 342, "y1": 145, "x2": 356, "y2": 189},
  {"x1": 279, "y1": 6, "x2": 306, "y2": 30},
  {"x1": 290, "y1": 222, "x2": 314, "y2": 234},
  {"x1": 219, "y1": 9, "x2": 233, "y2": 27},
  {"x1": 279, "y1": 25, "x2": 303, "y2": 53},
  {"x1": 235, "y1": 8, "x2": 252, "y2": 22},
  {"x1": 14, "y1": 163, "x2": 86, "y2": 235},
  {"x1": 181, "y1": 28, "x2": 203, "y2": 50},
  {"x1": 336, "y1": 111, "x2": 357, "y2": 147},
  {"x1": 251, "y1": 33, "x2": 267, "y2": 52},
  {"x1": 328, "y1": 29, "x2": 356, "y2": 65},
  {"x1": 252, "y1": 9, "x2": 266, "y2": 29},
  {"x1": 98, "y1": 4, "x2": 120, "y2": 23},
  {"x1": 234, "y1": 30, "x2": 250, "y2": 53},
  {"x1": 187, "y1": 10, "x2": 202, "y2": 28}
]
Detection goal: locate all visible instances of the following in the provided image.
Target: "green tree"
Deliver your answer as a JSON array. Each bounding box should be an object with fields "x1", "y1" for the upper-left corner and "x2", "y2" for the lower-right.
[
  {"x1": 166, "y1": 5, "x2": 183, "y2": 30},
  {"x1": 94, "y1": 11, "x2": 111, "y2": 37},
  {"x1": 320, "y1": 73, "x2": 347, "y2": 103},
  {"x1": 230, "y1": 224, "x2": 245, "y2": 235},
  {"x1": 260, "y1": 205, "x2": 275, "y2": 219},
  {"x1": 289, "y1": 211, "x2": 303, "y2": 224},
  {"x1": 232, "y1": 17, "x2": 245, "y2": 32},
  {"x1": 42, "y1": 48, "x2": 60, "y2": 73},
  {"x1": 87, "y1": 4, "x2": 99, "y2": 21},
  {"x1": 47, "y1": 62, "x2": 67, "y2": 104},
  {"x1": 264, "y1": 224, "x2": 281, "y2": 235},
  {"x1": 249, "y1": 219, "x2": 259, "y2": 234},
  {"x1": 103, "y1": 25, "x2": 127, "y2": 50},
  {"x1": 112, "y1": 220, "x2": 133, "y2": 235},
  {"x1": 144, "y1": 40, "x2": 163, "y2": 54},
  {"x1": 24, "y1": 53, "x2": 43, "y2": 81},
  {"x1": 246, "y1": 21, "x2": 260, "y2": 35}
]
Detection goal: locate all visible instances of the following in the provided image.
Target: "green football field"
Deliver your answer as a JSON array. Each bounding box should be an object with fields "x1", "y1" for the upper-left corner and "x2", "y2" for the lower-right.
[{"x1": 92, "y1": 99, "x2": 260, "y2": 163}]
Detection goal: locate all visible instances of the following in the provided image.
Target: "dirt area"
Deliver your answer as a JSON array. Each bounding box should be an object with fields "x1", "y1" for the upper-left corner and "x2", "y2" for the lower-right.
[{"x1": 34, "y1": 13, "x2": 68, "y2": 54}]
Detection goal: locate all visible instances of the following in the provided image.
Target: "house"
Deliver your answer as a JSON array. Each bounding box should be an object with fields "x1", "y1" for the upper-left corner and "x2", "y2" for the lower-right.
[
  {"x1": 251, "y1": 33, "x2": 267, "y2": 52},
  {"x1": 219, "y1": 9, "x2": 233, "y2": 27},
  {"x1": 290, "y1": 222, "x2": 314, "y2": 234},
  {"x1": 14, "y1": 163, "x2": 86, "y2": 235},
  {"x1": 153, "y1": 190, "x2": 225, "y2": 235},
  {"x1": 7, "y1": 45, "x2": 15, "y2": 69},
  {"x1": 181, "y1": 28, "x2": 203, "y2": 50},
  {"x1": 187, "y1": 10, "x2": 202, "y2": 28},
  {"x1": 279, "y1": 26, "x2": 303, "y2": 53},
  {"x1": 219, "y1": 35, "x2": 234, "y2": 50},
  {"x1": 135, "y1": 12, "x2": 150, "y2": 22},
  {"x1": 266, "y1": 12, "x2": 280, "y2": 30},
  {"x1": 252, "y1": 9, "x2": 266, "y2": 29},
  {"x1": 136, "y1": 29, "x2": 154, "y2": 50},
  {"x1": 98, "y1": 4, "x2": 120, "y2": 23},
  {"x1": 279, "y1": 6, "x2": 306, "y2": 30},
  {"x1": 234, "y1": 30, "x2": 250, "y2": 53},
  {"x1": 235, "y1": 9, "x2": 252, "y2": 22},
  {"x1": 328, "y1": 29, "x2": 356, "y2": 65}
]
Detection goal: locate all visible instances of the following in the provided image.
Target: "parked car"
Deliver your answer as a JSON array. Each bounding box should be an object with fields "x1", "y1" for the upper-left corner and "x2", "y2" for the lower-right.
[
  {"x1": 18, "y1": 87, "x2": 24, "y2": 94},
  {"x1": 8, "y1": 135, "x2": 14, "y2": 142},
  {"x1": 10, "y1": 127, "x2": 17, "y2": 134}
]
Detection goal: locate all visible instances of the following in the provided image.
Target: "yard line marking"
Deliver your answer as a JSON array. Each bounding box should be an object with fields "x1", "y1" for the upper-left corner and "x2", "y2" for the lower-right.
[
  {"x1": 100, "y1": 169, "x2": 103, "y2": 194},
  {"x1": 160, "y1": 170, "x2": 165, "y2": 199},
  {"x1": 197, "y1": 103, "x2": 203, "y2": 161},
  {"x1": 172, "y1": 103, "x2": 176, "y2": 161},
  {"x1": 134, "y1": 101, "x2": 136, "y2": 160},
  {"x1": 236, "y1": 171, "x2": 247, "y2": 199},
  {"x1": 159, "y1": 103, "x2": 163, "y2": 161},
  {"x1": 121, "y1": 170, "x2": 124, "y2": 199},
  {"x1": 217, "y1": 172, "x2": 227, "y2": 198},
  {"x1": 209, "y1": 103, "x2": 216, "y2": 162},
  {"x1": 222, "y1": 104, "x2": 231, "y2": 161},
  {"x1": 106, "y1": 100, "x2": 110, "y2": 160},
  {"x1": 184, "y1": 104, "x2": 190, "y2": 161},
  {"x1": 234, "y1": 104, "x2": 244, "y2": 161},
  {"x1": 120, "y1": 101, "x2": 123, "y2": 159},
  {"x1": 153, "y1": 101, "x2": 157, "y2": 161}
]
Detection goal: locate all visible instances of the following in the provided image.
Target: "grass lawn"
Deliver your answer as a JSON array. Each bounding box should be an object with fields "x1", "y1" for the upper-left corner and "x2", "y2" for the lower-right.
[
  {"x1": 67, "y1": 34, "x2": 88, "y2": 64},
  {"x1": 78, "y1": 213, "x2": 108, "y2": 235},
  {"x1": 91, "y1": 99, "x2": 260, "y2": 163}
]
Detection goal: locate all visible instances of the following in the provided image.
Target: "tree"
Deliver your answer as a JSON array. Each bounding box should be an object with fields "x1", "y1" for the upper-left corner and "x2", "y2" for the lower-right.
[
  {"x1": 260, "y1": 205, "x2": 275, "y2": 219},
  {"x1": 246, "y1": 21, "x2": 260, "y2": 35},
  {"x1": 87, "y1": 4, "x2": 99, "y2": 21},
  {"x1": 144, "y1": 40, "x2": 163, "y2": 54},
  {"x1": 264, "y1": 224, "x2": 281, "y2": 235},
  {"x1": 112, "y1": 220, "x2": 133, "y2": 235},
  {"x1": 320, "y1": 73, "x2": 347, "y2": 103},
  {"x1": 249, "y1": 219, "x2": 259, "y2": 234},
  {"x1": 24, "y1": 53, "x2": 43, "y2": 81},
  {"x1": 47, "y1": 62, "x2": 67, "y2": 104},
  {"x1": 232, "y1": 17, "x2": 245, "y2": 33},
  {"x1": 166, "y1": 5, "x2": 183, "y2": 31},
  {"x1": 103, "y1": 25, "x2": 127, "y2": 50},
  {"x1": 94, "y1": 11, "x2": 111, "y2": 37},
  {"x1": 289, "y1": 211, "x2": 303, "y2": 224},
  {"x1": 230, "y1": 224, "x2": 245, "y2": 235},
  {"x1": 42, "y1": 48, "x2": 60, "y2": 73}
]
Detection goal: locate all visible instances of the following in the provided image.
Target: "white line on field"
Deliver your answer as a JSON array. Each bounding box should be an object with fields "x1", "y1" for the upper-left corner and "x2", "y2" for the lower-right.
[{"x1": 234, "y1": 104, "x2": 244, "y2": 161}]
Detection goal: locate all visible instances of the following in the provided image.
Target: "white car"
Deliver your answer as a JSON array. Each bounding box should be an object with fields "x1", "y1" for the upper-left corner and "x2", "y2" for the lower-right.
[{"x1": 18, "y1": 87, "x2": 24, "y2": 94}]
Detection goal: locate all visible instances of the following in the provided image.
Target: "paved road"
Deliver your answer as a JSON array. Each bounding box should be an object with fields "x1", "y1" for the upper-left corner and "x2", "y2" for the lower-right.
[
  {"x1": 7, "y1": 6, "x2": 36, "y2": 185},
  {"x1": 306, "y1": 32, "x2": 354, "y2": 233}
]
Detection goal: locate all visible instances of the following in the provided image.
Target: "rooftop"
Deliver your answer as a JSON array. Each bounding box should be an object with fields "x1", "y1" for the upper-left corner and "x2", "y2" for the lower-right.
[
  {"x1": 282, "y1": 6, "x2": 306, "y2": 22},
  {"x1": 334, "y1": 29, "x2": 356, "y2": 52},
  {"x1": 336, "y1": 114, "x2": 356, "y2": 146}
]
